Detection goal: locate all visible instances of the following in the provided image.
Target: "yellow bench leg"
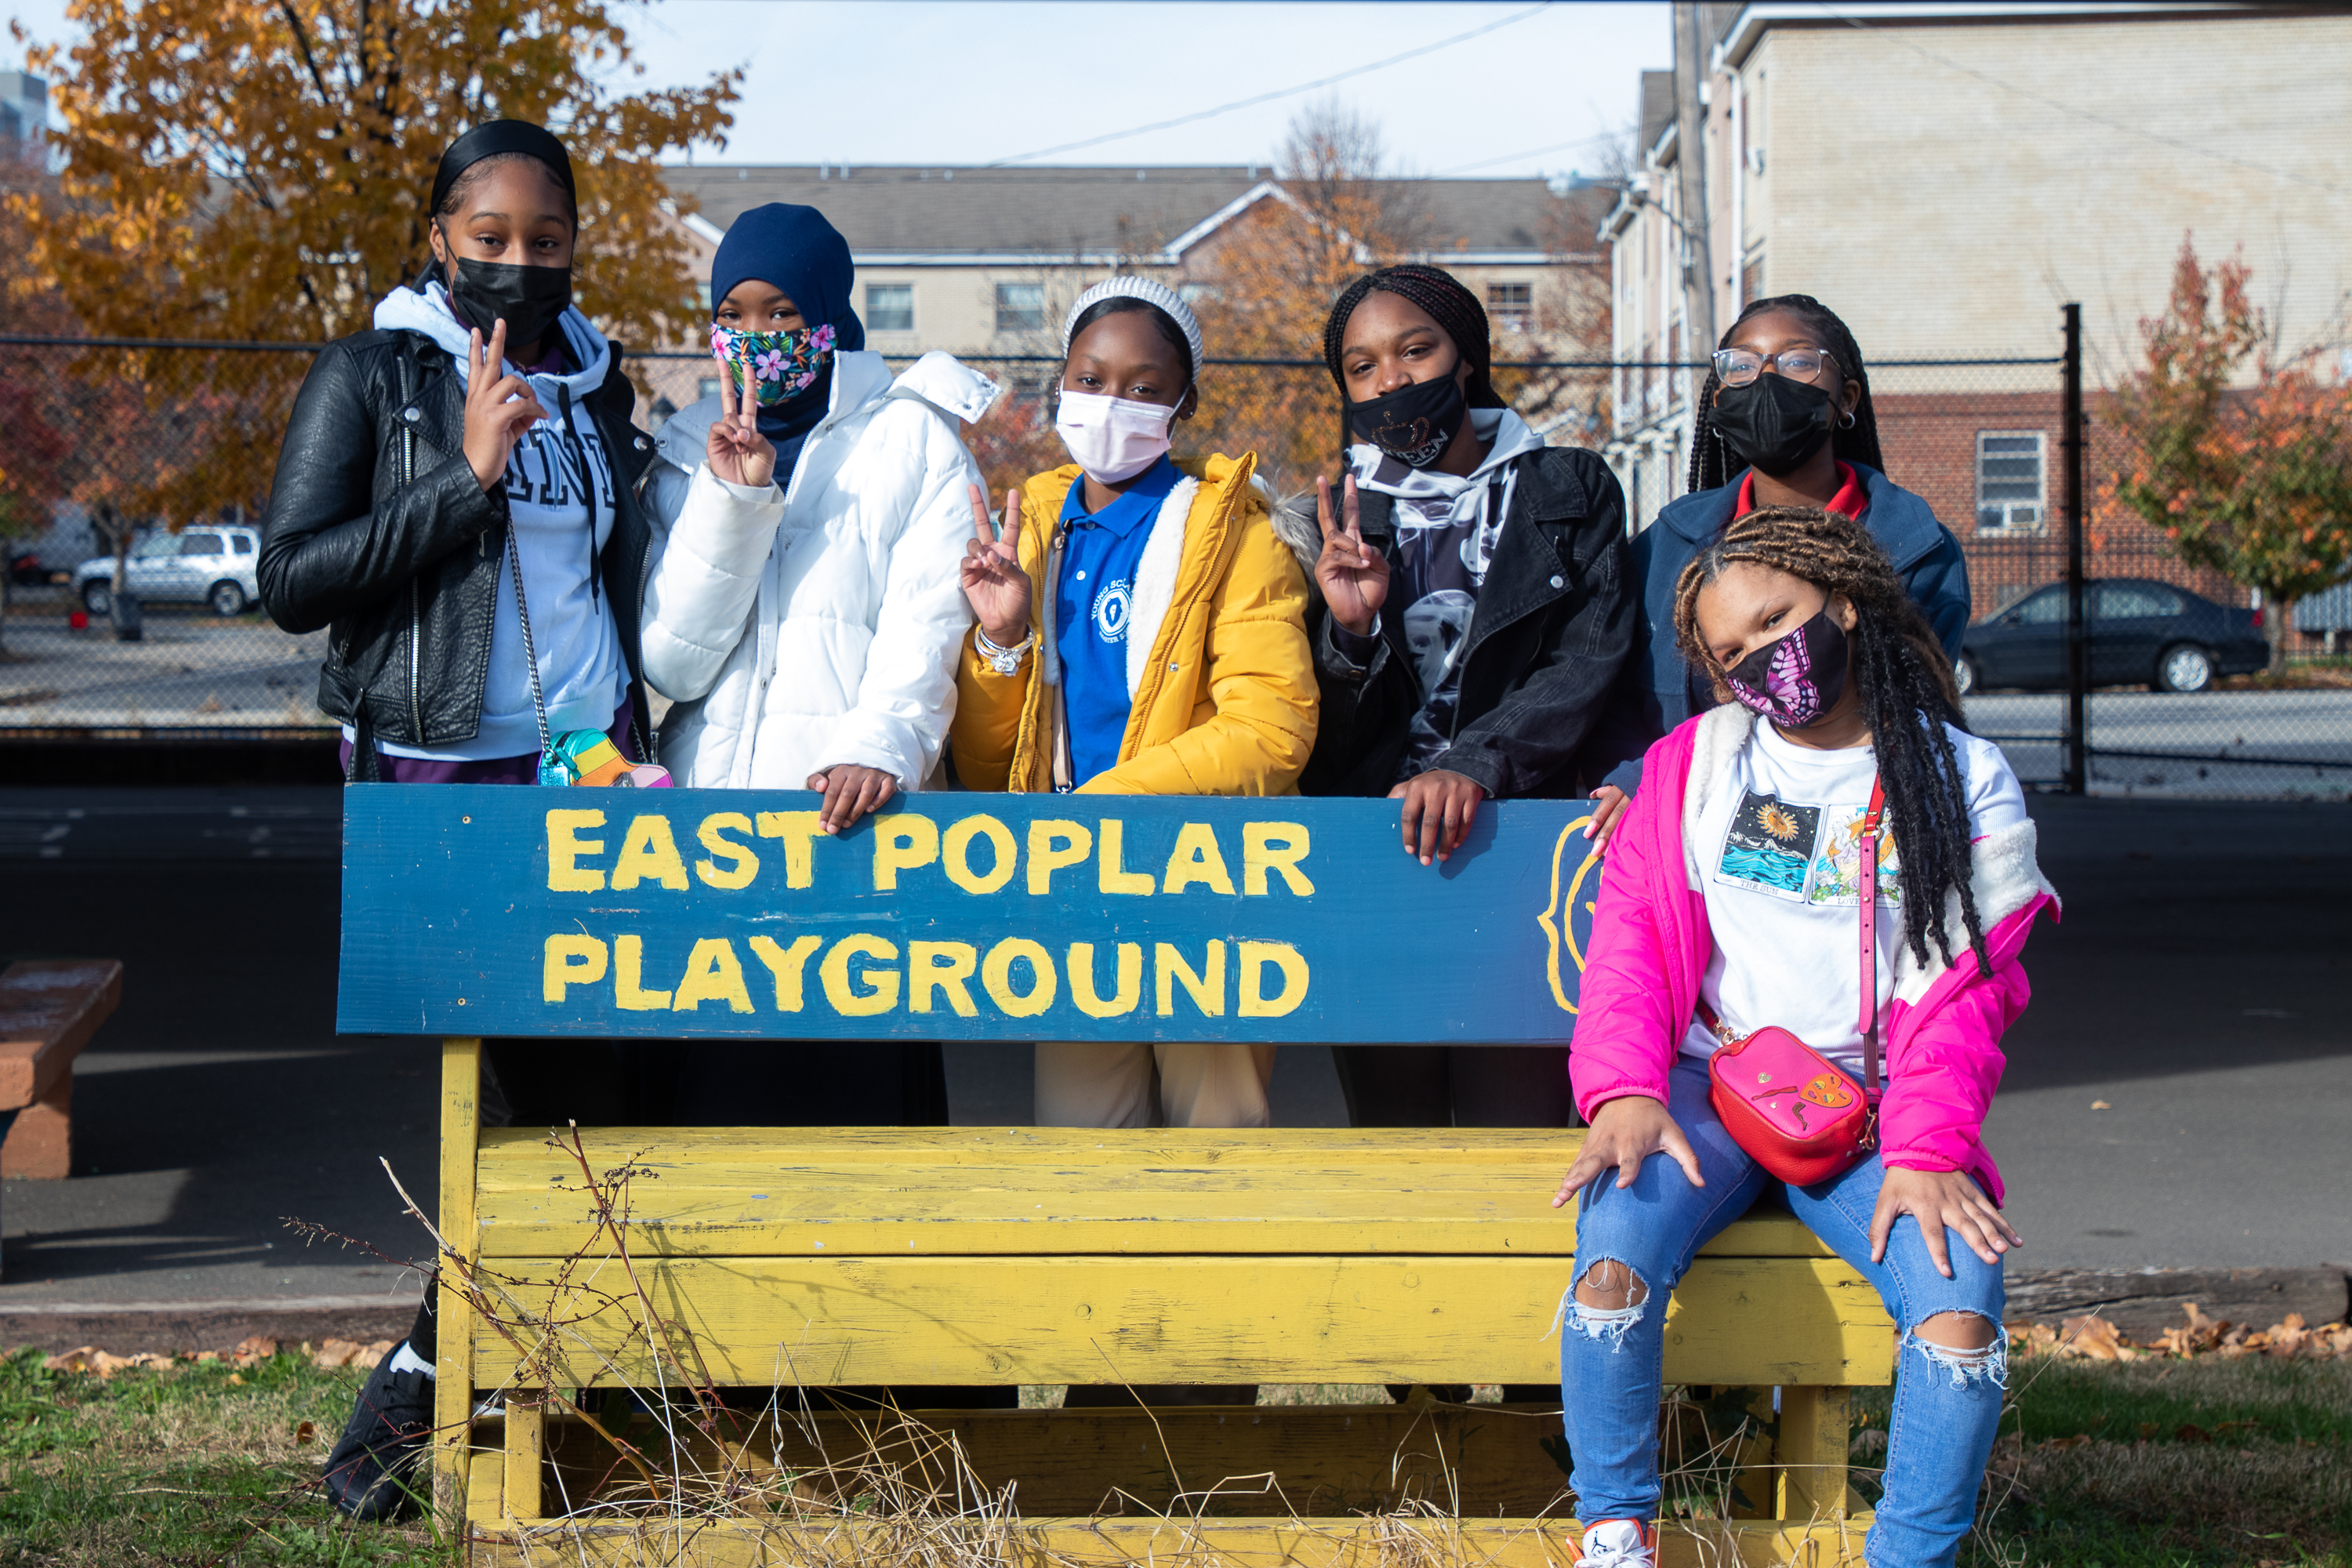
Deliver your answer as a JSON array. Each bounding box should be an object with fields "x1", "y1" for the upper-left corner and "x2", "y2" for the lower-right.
[
  {"x1": 1777, "y1": 1385, "x2": 1851, "y2": 1523},
  {"x1": 504, "y1": 1391, "x2": 545, "y2": 1521},
  {"x1": 434, "y1": 1037, "x2": 482, "y2": 1530}
]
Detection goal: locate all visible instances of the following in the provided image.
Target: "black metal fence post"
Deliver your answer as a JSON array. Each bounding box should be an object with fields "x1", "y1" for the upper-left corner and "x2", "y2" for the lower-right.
[{"x1": 2062, "y1": 302, "x2": 2087, "y2": 795}]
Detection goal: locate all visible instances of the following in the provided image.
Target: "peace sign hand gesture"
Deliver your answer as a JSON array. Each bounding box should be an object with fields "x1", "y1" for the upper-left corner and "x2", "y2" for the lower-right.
[
  {"x1": 705, "y1": 363, "x2": 778, "y2": 490},
  {"x1": 1313, "y1": 473, "x2": 1389, "y2": 637},
  {"x1": 960, "y1": 484, "x2": 1033, "y2": 647},
  {"x1": 461, "y1": 320, "x2": 547, "y2": 492}
]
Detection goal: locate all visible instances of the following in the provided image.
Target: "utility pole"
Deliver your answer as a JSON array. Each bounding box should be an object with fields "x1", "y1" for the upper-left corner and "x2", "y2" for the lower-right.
[
  {"x1": 1672, "y1": 2, "x2": 1717, "y2": 358},
  {"x1": 2062, "y1": 302, "x2": 2087, "y2": 795}
]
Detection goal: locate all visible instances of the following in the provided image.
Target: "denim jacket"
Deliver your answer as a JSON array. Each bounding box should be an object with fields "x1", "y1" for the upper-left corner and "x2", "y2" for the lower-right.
[{"x1": 1581, "y1": 463, "x2": 1970, "y2": 795}]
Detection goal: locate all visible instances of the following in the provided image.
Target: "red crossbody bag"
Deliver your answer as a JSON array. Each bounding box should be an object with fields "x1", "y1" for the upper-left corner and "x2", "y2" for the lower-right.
[{"x1": 1701, "y1": 776, "x2": 1886, "y2": 1186}]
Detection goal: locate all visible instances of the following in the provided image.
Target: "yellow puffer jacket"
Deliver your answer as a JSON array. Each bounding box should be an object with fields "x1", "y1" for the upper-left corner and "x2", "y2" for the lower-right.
[{"x1": 951, "y1": 453, "x2": 1316, "y2": 795}]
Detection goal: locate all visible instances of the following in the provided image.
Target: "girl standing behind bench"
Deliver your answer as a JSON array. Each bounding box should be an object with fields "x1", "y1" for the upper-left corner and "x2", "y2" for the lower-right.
[
  {"x1": 1552, "y1": 505, "x2": 2053, "y2": 1568},
  {"x1": 260, "y1": 119, "x2": 660, "y2": 1523},
  {"x1": 950, "y1": 277, "x2": 1316, "y2": 1132}
]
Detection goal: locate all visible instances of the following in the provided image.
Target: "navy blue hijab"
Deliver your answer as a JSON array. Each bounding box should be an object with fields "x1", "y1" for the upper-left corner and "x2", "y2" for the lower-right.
[{"x1": 711, "y1": 204, "x2": 864, "y2": 469}]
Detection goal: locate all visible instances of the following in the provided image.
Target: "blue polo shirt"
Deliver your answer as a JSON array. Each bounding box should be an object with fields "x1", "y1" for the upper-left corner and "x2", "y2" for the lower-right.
[{"x1": 1055, "y1": 456, "x2": 1180, "y2": 789}]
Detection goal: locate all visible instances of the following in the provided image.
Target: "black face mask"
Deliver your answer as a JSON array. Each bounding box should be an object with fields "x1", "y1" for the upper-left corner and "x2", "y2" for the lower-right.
[
  {"x1": 445, "y1": 255, "x2": 573, "y2": 354},
  {"x1": 1348, "y1": 372, "x2": 1468, "y2": 470},
  {"x1": 1711, "y1": 373, "x2": 1836, "y2": 477}
]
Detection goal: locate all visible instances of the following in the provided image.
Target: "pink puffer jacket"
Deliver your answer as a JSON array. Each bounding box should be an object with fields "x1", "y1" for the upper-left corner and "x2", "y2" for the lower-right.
[{"x1": 1570, "y1": 710, "x2": 2056, "y2": 1203}]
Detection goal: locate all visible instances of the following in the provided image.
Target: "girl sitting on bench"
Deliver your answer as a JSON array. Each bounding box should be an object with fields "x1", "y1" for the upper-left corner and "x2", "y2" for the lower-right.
[{"x1": 1552, "y1": 504, "x2": 2055, "y2": 1568}]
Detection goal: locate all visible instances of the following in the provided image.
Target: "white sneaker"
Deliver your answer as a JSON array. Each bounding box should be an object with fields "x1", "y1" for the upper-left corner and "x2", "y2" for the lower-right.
[{"x1": 1574, "y1": 1519, "x2": 1657, "y2": 1568}]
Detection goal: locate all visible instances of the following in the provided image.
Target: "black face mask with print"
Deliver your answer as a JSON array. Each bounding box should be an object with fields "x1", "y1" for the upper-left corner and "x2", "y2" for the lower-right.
[
  {"x1": 1348, "y1": 372, "x2": 1468, "y2": 470},
  {"x1": 1711, "y1": 373, "x2": 1835, "y2": 477}
]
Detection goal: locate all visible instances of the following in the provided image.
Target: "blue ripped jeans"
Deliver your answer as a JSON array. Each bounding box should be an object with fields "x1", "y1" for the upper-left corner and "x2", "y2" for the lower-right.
[{"x1": 1560, "y1": 1058, "x2": 2005, "y2": 1568}]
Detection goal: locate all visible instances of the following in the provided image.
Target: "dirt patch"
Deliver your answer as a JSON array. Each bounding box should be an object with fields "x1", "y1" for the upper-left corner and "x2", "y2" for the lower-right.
[{"x1": 0, "y1": 1302, "x2": 419, "y2": 1358}]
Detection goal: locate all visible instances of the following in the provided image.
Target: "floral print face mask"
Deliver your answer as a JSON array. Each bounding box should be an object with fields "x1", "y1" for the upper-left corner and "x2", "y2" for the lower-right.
[
  {"x1": 1722, "y1": 606, "x2": 1852, "y2": 728},
  {"x1": 710, "y1": 322, "x2": 836, "y2": 406}
]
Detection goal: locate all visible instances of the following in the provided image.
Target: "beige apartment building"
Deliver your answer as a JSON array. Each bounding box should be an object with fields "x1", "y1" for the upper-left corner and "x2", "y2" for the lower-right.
[
  {"x1": 644, "y1": 163, "x2": 1610, "y2": 419},
  {"x1": 1600, "y1": 1, "x2": 2351, "y2": 614}
]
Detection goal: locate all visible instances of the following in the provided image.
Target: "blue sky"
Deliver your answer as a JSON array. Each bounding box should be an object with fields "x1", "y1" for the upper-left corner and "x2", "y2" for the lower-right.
[{"x1": 7, "y1": 1, "x2": 1671, "y2": 179}]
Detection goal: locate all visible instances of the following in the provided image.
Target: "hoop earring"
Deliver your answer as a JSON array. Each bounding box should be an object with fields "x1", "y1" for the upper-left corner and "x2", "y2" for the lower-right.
[{"x1": 1838, "y1": 412, "x2": 1857, "y2": 430}]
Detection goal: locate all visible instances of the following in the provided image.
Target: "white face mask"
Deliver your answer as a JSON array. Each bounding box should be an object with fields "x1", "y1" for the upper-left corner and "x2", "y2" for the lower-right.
[{"x1": 1054, "y1": 389, "x2": 1177, "y2": 485}]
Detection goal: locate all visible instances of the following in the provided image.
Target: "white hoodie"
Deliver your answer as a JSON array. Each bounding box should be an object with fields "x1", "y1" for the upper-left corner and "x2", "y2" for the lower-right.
[
  {"x1": 366, "y1": 282, "x2": 630, "y2": 760},
  {"x1": 639, "y1": 349, "x2": 999, "y2": 791}
]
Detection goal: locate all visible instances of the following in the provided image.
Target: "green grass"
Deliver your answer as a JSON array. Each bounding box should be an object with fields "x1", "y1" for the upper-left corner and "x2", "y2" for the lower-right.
[
  {"x1": 2, "y1": 1343, "x2": 2343, "y2": 1566},
  {"x1": 1852, "y1": 1356, "x2": 2352, "y2": 1568},
  {"x1": 0, "y1": 1346, "x2": 450, "y2": 1567}
]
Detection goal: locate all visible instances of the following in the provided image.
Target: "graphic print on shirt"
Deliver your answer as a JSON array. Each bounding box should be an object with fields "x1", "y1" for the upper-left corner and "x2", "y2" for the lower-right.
[
  {"x1": 1392, "y1": 481, "x2": 1499, "y2": 767},
  {"x1": 1092, "y1": 577, "x2": 1133, "y2": 643},
  {"x1": 1806, "y1": 805, "x2": 1902, "y2": 906},
  {"x1": 1715, "y1": 790, "x2": 1823, "y2": 898},
  {"x1": 502, "y1": 423, "x2": 615, "y2": 514}
]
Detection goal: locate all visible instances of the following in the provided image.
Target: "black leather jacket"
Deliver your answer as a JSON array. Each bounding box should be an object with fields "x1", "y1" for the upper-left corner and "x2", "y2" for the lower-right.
[
  {"x1": 1300, "y1": 445, "x2": 1633, "y2": 800},
  {"x1": 258, "y1": 327, "x2": 658, "y2": 778}
]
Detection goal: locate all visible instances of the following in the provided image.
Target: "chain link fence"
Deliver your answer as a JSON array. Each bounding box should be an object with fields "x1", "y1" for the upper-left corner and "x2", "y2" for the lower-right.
[{"x1": 4, "y1": 333, "x2": 2346, "y2": 798}]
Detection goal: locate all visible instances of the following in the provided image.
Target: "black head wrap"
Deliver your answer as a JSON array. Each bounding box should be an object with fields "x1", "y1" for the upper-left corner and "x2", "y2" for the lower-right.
[
  {"x1": 1322, "y1": 263, "x2": 1501, "y2": 408},
  {"x1": 431, "y1": 120, "x2": 577, "y2": 220}
]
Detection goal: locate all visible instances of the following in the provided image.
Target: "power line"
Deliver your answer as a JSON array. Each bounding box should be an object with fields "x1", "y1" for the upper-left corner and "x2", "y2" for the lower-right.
[
  {"x1": 1436, "y1": 130, "x2": 1625, "y2": 177},
  {"x1": 982, "y1": 2, "x2": 1555, "y2": 168},
  {"x1": 1820, "y1": 3, "x2": 2339, "y2": 195}
]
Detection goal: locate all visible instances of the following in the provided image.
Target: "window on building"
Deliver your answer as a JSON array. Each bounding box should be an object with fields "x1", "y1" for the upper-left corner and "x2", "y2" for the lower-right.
[
  {"x1": 1976, "y1": 431, "x2": 2045, "y2": 532},
  {"x1": 1742, "y1": 255, "x2": 1765, "y2": 303},
  {"x1": 1487, "y1": 281, "x2": 1533, "y2": 333},
  {"x1": 995, "y1": 283, "x2": 1045, "y2": 334},
  {"x1": 866, "y1": 283, "x2": 913, "y2": 333}
]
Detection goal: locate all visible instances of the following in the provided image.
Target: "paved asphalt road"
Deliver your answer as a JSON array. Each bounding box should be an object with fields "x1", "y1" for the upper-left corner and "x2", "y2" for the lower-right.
[
  {"x1": 0, "y1": 785, "x2": 2344, "y2": 1311},
  {"x1": 1966, "y1": 688, "x2": 2352, "y2": 798}
]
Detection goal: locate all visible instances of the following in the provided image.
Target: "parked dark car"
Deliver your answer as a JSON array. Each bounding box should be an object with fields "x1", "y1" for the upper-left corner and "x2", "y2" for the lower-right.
[{"x1": 1958, "y1": 578, "x2": 2269, "y2": 695}]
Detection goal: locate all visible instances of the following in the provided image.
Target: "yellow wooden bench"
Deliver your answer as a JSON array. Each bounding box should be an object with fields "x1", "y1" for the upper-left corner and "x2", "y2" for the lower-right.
[{"x1": 430, "y1": 1037, "x2": 1894, "y2": 1566}]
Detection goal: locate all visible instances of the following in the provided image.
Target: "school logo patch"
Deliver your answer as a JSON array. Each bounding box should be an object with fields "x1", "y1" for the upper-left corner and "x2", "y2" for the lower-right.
[{"x1": 1093, "y1": 578, "x2": 1133, "y2": 642}]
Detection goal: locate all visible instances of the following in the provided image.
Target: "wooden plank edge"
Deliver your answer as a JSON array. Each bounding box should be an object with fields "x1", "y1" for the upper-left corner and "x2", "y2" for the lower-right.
[{"x1": 466, "y1": 1513, "x2": 1874, "y2": 1566}]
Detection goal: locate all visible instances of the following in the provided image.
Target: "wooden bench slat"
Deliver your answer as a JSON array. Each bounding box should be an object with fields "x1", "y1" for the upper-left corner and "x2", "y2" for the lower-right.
[
  {"x1": 474, "y1": 1185, "x2": 1831, "y2": 1259},
  {"x1": 470, "y1": 1254, "x2": 1894, "y2": 1388},
  {"x1": 476, "y1": 1123, "x2": 1612, "y2": 1166}
]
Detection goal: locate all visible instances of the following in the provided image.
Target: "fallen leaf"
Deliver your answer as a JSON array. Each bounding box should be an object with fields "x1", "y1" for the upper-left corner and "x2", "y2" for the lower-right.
[
  {"x1": 2090, "y1": 1100, "x2": 2112, "y2": 1110},
  {"x1": 229, "y1": 1335, "x2": 278, "y2": 1367},
  {"x1": 227, "y1": 1374, "x2": 244, "y2": 1386},
  {"x1": 2176, "y1": 1422, "x2": 2212, "y2": 1443},
  {"x1": 311, "y1": 1338, "x2": 366, "y2": 1370},
  {"x1": 294, "y1": 1420, "x2": 316, "y2": 1446},
  {"x1": 2138, "y1": 1421, "x2": 2159, "y2": 1439},
  {"x1": 2042, "y1": 1433, "x2": 2093, "y2": 1450}
]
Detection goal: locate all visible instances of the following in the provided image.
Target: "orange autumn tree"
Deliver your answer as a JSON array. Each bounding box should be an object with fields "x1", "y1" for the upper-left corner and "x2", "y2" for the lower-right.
[
  {"x1": 2104, "y1": 237, "x2": 2352, "y2": 673},
  {"x1": 1186, "y1": 101, "x2": 1421, "y2": 502},
  {"x1": 9, "y1": 0, "x2": 738, "y2": 528}
]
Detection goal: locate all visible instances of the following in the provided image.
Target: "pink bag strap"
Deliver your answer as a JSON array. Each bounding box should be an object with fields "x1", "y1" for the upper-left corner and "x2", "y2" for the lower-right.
[
  {"x1": 1856, "y1": 775, "x2": 1887, "y2": 1094},
  {"x1": 1694, "y1": 773, "x2": 1889, "y2": 1099}
]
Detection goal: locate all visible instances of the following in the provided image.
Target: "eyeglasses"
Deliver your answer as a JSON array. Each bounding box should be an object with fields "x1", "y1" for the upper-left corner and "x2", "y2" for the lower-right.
[{"x1": 1711, "y1": 347, "x2": 1838, "y2": 387}]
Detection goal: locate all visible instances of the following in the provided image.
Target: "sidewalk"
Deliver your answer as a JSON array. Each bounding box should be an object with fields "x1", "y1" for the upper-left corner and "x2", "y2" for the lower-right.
[{"x1": 0, "y1": 786, "x2": 2345, "y2": 1327}]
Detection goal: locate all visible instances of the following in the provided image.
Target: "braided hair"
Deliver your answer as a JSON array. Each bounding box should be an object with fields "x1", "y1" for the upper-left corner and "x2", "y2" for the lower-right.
[
  {"x1": 1673, "y1": 505, "x2": 1991, "y2": 978},
  {"x1": 1322, "y1": 264, "x2": 1504, "y2": 409},
  {"x1": 1687, "y1": 294, "x2": 1886, "y2": 493}
]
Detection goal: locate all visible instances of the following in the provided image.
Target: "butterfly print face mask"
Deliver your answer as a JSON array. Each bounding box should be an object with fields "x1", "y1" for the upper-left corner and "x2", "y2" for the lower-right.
[{"x1": 1722, "y1": 607, "x2": 1852, "y2": 728}]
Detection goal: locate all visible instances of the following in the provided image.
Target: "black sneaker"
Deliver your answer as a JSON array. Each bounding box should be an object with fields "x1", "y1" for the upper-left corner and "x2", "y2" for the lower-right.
[{"x1": 323, "y1": 1354, "x2": 434, "y2": 1522}]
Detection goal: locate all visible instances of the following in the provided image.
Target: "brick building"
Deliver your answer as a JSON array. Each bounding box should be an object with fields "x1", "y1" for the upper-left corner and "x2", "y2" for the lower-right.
[{"x1": 1597, "y1": 2, "x2": 2351, "y2": 621}]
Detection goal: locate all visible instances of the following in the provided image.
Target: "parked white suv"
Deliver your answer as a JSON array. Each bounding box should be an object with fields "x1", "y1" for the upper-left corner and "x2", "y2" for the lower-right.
[{"x1": 77, "y1": 526, "x2": 263, "y2": 617}]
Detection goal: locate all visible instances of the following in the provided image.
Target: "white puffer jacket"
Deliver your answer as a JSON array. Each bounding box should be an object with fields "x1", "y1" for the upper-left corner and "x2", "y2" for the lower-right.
[{"x1": 641, "y1": 350, "x2": 999, "y2": 790}]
